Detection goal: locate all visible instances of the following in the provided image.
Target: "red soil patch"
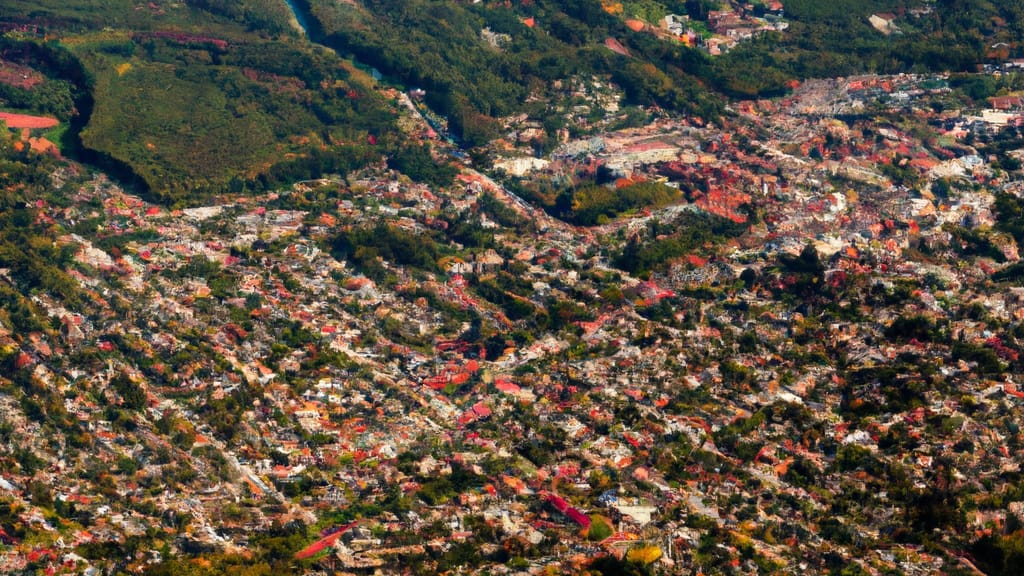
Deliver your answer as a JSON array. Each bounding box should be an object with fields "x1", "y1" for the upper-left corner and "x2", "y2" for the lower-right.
[
  {"x1": 0, "y1": 59, "x2": 44, "y2": 90},
  {"x1": 604, "y1": 37, "x2": 631, "y2": 57},
  {"x1": 625, "y1": 19, "x2": 646, "y2": 32},
  {"x1": 0, "y1": 112, "x2": 58, "y2": 129}
]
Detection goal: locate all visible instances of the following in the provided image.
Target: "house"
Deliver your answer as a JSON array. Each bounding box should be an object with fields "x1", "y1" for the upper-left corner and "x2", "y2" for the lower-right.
[
  {"x1": 869, "y1": 13, "x2": 898, "y2": 35},
  {"x1": 1005, "y1": 287, "x2": 1024, "y2": 313},
  {"x1": 989, "y1": 95, "x2": 1024, "y2": 110},
  {"x1": 446, "y1": 259, "x2": 473, "y2": 276},
  {"x1": 663, "y1": 14, "x2": 687, "y2": 37},
  {"x1": 475, "y1": 249, "x2": 504, "y2": 272}
]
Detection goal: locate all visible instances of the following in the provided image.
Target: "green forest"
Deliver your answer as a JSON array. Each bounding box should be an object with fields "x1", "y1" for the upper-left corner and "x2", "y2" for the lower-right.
[
  {"x1": 0, "y1": 0, "x2": 395, "y2": 204},
  {"x1": 75, "y1": 34, "x2": 392, "y2": 202}
]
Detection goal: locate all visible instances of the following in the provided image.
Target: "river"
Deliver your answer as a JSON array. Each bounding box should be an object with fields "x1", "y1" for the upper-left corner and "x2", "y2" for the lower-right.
[
  {"x1": 283, "y1": 0, "x2": 313, "y2": 38},
  {"x1": 281, "y1": 0, "x2": 463, "y2": 148}
]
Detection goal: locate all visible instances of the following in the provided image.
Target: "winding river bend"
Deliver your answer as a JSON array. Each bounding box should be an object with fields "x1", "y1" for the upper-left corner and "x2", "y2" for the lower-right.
[
  {"x1": 281, "y1": 0, "x2": 463, "y2": 147},
  {"x1": 283, "y1": 0, "x2": 315, "y2": 38}
]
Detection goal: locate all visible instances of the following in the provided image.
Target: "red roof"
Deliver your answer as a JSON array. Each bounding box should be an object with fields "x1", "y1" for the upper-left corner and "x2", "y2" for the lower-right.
[
  {"x1": 459, "y1": 401, "x2": 492, "y2": 425},
  {"x1": 546, "y1": 494, "x2": 591, "y2": 528},
  {"x1": 495, "y1": 379, "x2": 521, "y2": 393}
]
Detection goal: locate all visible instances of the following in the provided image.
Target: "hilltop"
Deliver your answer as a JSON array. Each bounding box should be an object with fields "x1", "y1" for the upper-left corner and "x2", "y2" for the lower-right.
[{"x1": 1, "y1": 0, "x2": 392, "y2": 203}]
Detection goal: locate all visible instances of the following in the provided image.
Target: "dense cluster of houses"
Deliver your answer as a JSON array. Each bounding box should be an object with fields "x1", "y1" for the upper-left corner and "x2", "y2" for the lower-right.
[
  {"x1": 654, "y1": 1, "x2": 788, "y2": 56},
  {"x1": 4, "y1": 58, "x2": 1024, "y2": 574}
]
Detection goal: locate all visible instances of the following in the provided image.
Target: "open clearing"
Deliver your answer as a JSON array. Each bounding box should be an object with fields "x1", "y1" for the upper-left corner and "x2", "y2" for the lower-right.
[{"x1": 0, "y1": 112, "x2": 59, "y2": 129}]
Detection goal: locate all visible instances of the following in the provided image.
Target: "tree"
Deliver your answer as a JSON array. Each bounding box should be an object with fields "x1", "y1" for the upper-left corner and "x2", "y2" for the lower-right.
[
  {"x1": 587, "y1": 515, "x2": 614, "y2": 541},
  {"x1": 111, "y1": 372, "x2": 147, "y2": 411}
]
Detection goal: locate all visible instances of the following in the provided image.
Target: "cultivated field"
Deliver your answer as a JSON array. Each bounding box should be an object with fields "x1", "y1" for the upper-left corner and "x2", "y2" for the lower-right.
[{"x1": 0, "y1": 111, "x2": 59, "y2": 129}]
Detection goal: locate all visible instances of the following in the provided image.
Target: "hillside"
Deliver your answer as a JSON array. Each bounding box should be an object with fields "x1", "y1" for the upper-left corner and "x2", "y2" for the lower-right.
[
  {"x1": 3, "y1": 0, "x2": 1021, "y2": 202},
  {"x1": 1, "y1": 0, "x2": 394, "y2": 203},
  {"x1": 6, "y1": 1, "x2": 1024, "y2": 576},
  {"x1": 304, "y1": 0, "x2": 1022, "y2": 141}
]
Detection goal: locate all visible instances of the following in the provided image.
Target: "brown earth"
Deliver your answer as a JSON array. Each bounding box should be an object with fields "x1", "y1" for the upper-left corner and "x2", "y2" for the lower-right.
[
  {"x1": 0, "y1": 112, "x2": 59, "y2": 129},
  {"x1": 0, "y1": 59, "x2": 44, "y2": 90}
]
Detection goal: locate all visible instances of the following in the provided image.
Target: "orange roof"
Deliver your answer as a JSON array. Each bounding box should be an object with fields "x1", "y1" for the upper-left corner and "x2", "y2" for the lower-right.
[
  {"x1": 625, "y1": 19, "x2": 645, "y2": 32},
  {"x1": 245, "y1": 477, "x2": 263, "y2": 496}
]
